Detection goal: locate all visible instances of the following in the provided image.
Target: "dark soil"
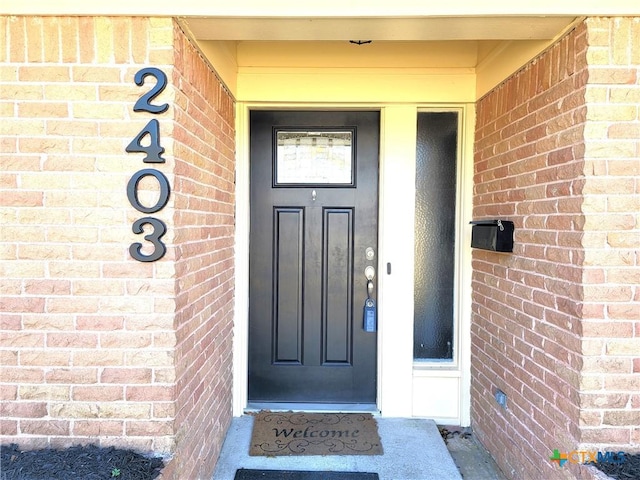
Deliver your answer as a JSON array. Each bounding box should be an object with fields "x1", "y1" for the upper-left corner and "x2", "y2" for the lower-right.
[
  {"x1": 438, "y1": 425, "x2": 472, "y2": 444},
  {"x1": 590, "y1": 453, "x2": 640, "y2": 480},
  {"x1": 0, "y1": 444, "x2": 164, "y2": 480}
]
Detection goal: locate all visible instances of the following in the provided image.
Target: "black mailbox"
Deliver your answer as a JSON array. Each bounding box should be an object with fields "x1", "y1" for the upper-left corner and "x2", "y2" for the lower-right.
[{"x1": 470, "y1": 220, "x2": 514, "y2": 252}]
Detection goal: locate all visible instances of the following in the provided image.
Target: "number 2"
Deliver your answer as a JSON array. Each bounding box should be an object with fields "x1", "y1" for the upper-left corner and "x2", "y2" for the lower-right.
[{"x1": 133, "y1": 67, "x2": 169, "y2": 114}]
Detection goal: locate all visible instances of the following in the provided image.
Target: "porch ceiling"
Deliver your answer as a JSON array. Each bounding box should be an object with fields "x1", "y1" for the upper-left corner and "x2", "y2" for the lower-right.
[
  {"x1": 185, "y1": 15, "x2": 577, "y2": 73},
  {"x1": 183, "y1": 15, "x2": 580, "y2": 97}
]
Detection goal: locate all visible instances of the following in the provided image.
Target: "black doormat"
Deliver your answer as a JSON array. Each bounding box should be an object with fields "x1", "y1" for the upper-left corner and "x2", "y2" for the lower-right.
[{"x1": 235, "y1": 469, "x2": 379, "y2": 480}]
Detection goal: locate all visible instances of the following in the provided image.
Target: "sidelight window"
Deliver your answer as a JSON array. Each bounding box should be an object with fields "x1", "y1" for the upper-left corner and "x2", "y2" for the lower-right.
[{"x1": 413, "y1": 112, "x2": 459, "y2": 360}]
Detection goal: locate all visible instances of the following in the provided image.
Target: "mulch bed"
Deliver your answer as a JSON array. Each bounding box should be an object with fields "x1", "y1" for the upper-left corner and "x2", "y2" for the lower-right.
[
  {"x1": 0, "y1": 444, "x2": 164, "y2": 480},
  {"x1": 590, "y1": 454, "x2": 640, "y2": 480}
]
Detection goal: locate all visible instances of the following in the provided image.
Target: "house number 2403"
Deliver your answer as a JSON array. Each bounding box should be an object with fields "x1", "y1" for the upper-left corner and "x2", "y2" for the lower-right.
[{"x1": 126, "y1": 67, "x2": 170, "y2": 262}]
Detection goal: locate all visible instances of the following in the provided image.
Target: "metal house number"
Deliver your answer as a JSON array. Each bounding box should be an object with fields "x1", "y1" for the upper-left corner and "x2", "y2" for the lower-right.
[{"x1": 126, "y1": 67, "x2": 170, "y2": 262}]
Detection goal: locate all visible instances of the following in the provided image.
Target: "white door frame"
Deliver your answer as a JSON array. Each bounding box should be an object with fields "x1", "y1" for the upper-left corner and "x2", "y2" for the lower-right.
[{"x1": 232, "y1": 102, "x2": 473, "y2": 424}]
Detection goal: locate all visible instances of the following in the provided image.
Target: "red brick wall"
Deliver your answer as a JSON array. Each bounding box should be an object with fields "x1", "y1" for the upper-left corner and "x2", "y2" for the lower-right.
[
  {"x1": 163, "y1": 23, "x2": 235, "y2": 479},
  {"x1": 472, "y1": 23, "x2": 589, "y2": 479},
  {"x1": 472, "y1": 17, "x2": 640, "y2": 479}
]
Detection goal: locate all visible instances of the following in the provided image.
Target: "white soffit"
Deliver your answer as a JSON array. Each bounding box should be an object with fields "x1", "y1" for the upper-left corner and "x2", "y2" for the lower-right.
[
  {"x1": 3, "y1": 0, "x2": 640, "y2": 16},
  {"x1": 185, "y1": 17, "x2": 577, "y2": 41}
]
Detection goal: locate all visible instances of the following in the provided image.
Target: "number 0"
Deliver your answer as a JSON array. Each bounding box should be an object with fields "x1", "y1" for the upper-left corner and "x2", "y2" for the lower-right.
[{"x1": 127, "y1": 168, "x2": 171, "y2": 214}]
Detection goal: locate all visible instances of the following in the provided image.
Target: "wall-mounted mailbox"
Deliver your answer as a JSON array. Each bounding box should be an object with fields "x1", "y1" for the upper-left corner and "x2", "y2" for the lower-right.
[{"x1": 470, "y1": 220, "x2": 514, "y2": 252}]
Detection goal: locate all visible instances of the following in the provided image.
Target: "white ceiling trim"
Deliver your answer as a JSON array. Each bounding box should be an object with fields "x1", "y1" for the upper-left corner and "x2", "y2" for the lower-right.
[
  {"x1": 186, "y1": 17, "x2": 577, "y2": 41},
  {"x1": 3, "y1": 0, "x2": 640, "y2": 16}
]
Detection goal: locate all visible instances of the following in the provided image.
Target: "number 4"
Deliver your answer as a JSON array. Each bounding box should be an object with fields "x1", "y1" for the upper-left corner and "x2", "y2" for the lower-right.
[{"x1": 125, "y1": 119, "x2": 165, "y2": 163}]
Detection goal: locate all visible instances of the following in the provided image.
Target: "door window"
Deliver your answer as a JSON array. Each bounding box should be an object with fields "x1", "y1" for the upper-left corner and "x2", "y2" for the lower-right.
[{"x1": 275, "y1": 129, "x2": 354, "y2": 186}]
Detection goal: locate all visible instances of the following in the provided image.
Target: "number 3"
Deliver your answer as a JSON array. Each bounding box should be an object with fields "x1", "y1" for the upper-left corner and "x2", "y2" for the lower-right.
[{"x1": 129, "y1": 217, "x2": 167, "y2": 262}]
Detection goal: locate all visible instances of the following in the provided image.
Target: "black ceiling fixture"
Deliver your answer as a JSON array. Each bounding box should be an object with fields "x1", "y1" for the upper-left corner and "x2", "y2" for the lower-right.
[{"x1": 349, "y1": 40, "x2": 372, "y2": 45}]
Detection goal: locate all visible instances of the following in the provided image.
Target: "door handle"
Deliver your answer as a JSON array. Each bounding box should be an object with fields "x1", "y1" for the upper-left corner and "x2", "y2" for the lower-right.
[
  {"x1": 365, "y1": 266, "x2": 375, "y2": 298},
  {"x1": 363, "y1": 266, "x2": 377, "y2": 332},
  {"x1": 365, "y1": 266, "x2": 375, "y2": 281}
]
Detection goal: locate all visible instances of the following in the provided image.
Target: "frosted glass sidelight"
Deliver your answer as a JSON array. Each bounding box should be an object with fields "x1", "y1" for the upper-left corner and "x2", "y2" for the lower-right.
[{"x1": 414, "y1": 112, "x2": 458, "y2": 360}]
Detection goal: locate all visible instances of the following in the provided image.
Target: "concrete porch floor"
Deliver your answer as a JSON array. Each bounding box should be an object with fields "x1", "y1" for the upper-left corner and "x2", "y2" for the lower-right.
[{"x1": 212, "y1": 416, "x2": 463, "y2": 480}]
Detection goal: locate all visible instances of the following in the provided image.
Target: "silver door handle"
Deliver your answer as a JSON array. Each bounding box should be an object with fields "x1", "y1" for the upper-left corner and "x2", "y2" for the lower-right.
[
  {"x1": 365, "y1": 266, "x2": 375, "y2": 281},
  {"x1": 365, "y1": 266, "x2": 375, "y2": 298}
]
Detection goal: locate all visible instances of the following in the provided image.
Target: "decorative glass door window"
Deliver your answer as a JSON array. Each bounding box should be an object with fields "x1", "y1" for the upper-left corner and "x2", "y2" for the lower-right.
[{"x1": 275, "y1": 130, "x2": 354, "y2": 186}]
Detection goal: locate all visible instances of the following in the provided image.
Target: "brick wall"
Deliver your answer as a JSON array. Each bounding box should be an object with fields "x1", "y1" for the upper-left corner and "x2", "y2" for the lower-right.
[
  {"x1": 472, "y1": 22, "x2": 589, "y2": 480},
  {"x1": 164, "y1": 23, "x2": 235, "y2": 480},
  {"x1": 0, "y1": 16, "x2": 177, "y2": 453},
  {"x1": 579, "y1": 17, "x2": 640, "y2": 453},
  {"x1": 0, "y1": 16, "x2": 236, "y2": 478},
  {"x1": 472, "y1": 17, "x2": 640, "y2": 480}
]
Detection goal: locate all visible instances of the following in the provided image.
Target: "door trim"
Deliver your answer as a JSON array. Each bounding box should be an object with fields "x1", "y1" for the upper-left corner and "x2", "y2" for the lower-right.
[{"x1": 233, "y1": 102, "x2": 250, "y2": 416}]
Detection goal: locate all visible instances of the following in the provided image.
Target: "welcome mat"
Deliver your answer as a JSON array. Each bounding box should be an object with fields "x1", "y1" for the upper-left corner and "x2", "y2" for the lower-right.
[
  {"x1": 235, "y1": 470, "x2": 379, "y2": 480},
  {"x1": 249, "y1": 412, "x2": 383, "y2": 456}
]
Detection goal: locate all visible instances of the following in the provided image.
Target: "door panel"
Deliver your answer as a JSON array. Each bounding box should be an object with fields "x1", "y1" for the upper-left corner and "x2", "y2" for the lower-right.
[
  {"x1": 249, "y1": 110, "x2": 380, "y2": 403},
  {"x1": 322, "y1": 208, "x2": 353, "y2": 365},
  {"x1": 273, "y1": 207, "x2": 304, "y2": 365}
]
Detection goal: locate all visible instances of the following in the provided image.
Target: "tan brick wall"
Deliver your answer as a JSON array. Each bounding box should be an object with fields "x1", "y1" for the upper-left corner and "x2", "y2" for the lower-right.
[
  {"x1": 1, "y1": 16, "x2": 236, "y2": 478},
  {"x1": 0, "y1": 16, "x2": 177, "y2": 453},
  {"x1": 472, "y1": 17, "x2": 640, "y2": 480},
  {"x1": 579, "y1": 17, "x2": 640, "y2": 453}
]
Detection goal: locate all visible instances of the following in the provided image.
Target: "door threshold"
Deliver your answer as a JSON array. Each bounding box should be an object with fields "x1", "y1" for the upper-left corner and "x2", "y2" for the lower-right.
[{"x1": 246, "y1": 402, "x2": 379, "y2": 414}]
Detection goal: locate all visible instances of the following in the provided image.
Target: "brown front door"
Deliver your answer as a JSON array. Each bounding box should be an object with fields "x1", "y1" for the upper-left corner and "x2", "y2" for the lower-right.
[{"x1": 248, "y1": 110, "x2": 380, "y2": 403}]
